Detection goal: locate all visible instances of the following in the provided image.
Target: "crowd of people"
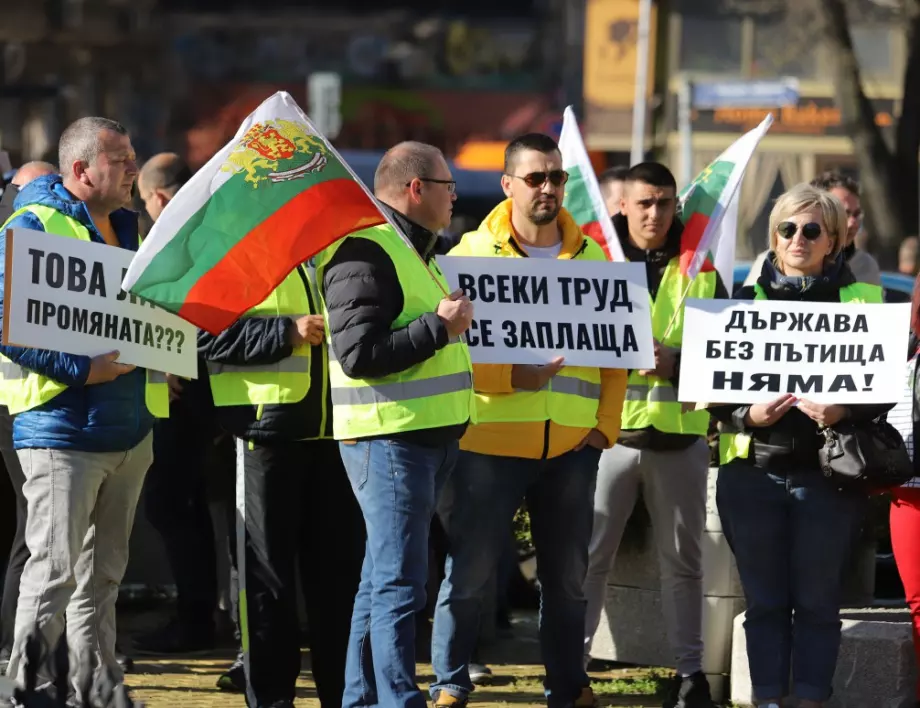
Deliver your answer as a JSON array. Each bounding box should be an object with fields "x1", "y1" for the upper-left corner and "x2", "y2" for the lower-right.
[{"x1": 0, "y1": 114, "x2": 918, "y2": 708}]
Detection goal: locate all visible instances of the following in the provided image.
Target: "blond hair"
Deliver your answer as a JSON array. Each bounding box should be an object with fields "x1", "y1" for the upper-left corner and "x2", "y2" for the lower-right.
[{"x1": 768, "y1": 183, "x2": 847, "y2": 258}]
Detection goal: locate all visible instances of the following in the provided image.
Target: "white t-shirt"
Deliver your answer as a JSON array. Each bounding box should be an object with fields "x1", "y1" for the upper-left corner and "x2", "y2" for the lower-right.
[{"x1": 520, "y1": 241, "x2": 562, "y2": 259}]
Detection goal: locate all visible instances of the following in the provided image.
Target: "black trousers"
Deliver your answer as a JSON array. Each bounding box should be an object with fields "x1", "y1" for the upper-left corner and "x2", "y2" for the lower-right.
[
  {"x1": 0, "y1": 409, "x2": 26, "y2": 655},
  {"x1": 145, "y1": 397, "x2": 220, "y2": 627},
  {"x1": 237, "y1": 439, "x2": 365, "y2": 708}
]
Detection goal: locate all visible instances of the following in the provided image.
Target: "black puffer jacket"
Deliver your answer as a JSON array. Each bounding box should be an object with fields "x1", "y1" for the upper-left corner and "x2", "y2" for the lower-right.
[
  {"x1": 197, "y1": 266, "x2": 333, "y2": 444},
  {"x1": 321, "y1": 203, "x2": 468, "y2": 446},
  {"x1": 709, "y1": 253, "x2": 893, "y2": 470}
]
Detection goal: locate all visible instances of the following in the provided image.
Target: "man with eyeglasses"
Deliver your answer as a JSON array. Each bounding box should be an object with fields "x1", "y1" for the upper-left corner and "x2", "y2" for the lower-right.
[
  {"x1": 744, "y1": 172, "x2": 880, "y2": 288},
  {"x1": 429, "y1": 133, "x2": 628, "y2": 708},
  {"x1": 319, "y1": 141, "x2": 475, "y2": 708},
  {"x1": 582, "y1": 162, "x2": 727, "y2": 708}
]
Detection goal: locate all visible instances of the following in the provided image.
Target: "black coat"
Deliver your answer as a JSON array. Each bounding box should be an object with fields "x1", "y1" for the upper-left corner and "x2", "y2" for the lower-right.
[
  {"x1": 197, "y1": 266, "x2": 333, "y2": 444},
  {"x1": 709, "y1": 254, "x2": 893, "y2": 469},
  {"x1": 321, "y1": 203, "x2": 467, "y2": 446}
]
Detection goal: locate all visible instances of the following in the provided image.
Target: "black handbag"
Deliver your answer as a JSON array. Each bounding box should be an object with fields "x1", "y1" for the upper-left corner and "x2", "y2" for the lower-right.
[{"x1": 817, "y1": 417, "x2": 913, "y2": 493}]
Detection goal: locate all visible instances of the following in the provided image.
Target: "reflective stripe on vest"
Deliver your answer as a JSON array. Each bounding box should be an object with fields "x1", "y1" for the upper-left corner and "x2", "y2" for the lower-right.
[
  {"x1": 717, "y1": 281, "x2": 883, "y2": 465},
  {"x1": 208, "y1": 267, "x2": 312, "y2": 408},
  {"x1": 0, "y1": 205, "x2": 169, "y2": 418},
  {"x1": 621, "y1": 257, "x2": 716, "y2": 436},
  {"x1": 452, "y1": 230, "x2": 607, "y2": 429},
  {"x1": 316, "y1": 224, "x2": 475, "y2": 440}
]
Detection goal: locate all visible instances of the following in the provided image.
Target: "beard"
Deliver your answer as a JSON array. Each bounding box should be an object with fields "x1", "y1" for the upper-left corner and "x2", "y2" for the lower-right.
[{"x1": 529, "y1": 198, "x2": 559, "y2": 226}]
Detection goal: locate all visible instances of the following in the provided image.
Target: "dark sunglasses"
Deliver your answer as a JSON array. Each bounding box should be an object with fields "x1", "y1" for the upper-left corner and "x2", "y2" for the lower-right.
[
  {"x1": 407, "y1": 177, "x2": 457, "y2": 194},
  {"x1": 507, "y1": 170, "x2": 569, "y2": 189},
  {"x1": 776, "y1": 221, "x2": 823, "y2": 241}
]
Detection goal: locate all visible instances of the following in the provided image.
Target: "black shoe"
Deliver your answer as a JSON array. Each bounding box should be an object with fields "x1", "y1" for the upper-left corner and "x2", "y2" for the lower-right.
[
  {"x1": 115, "y1": 648, "x2": 134, "y2": 674},
  {"x1": 268, "y1": 702, "x2": 294, "y2": 708},
  {"x1": 133, "y1": 618, "x2": 216, "y2": 656},
  {"x1": 468, "y1": 662, "x2": 492, "y2": 685},
  {"x1": 662, "y1": 672, "x2": 717, "y2": 708},
  {"x1": 216, "y1": 651, "x2": 246, "y2": 693}
]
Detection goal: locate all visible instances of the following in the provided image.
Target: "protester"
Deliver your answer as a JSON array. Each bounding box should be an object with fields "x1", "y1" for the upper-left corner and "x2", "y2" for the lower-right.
[
  {"x1": 0, "y1": 163, "x2": 57, "y2": 226},
  {"x1": 888, "y1": 271, "x2": 920, "y2": 705},
  {"x1": 597, "y1": 166, "x2": 628, "y2": 217},
  {"x1": 0, "y1": 161, "x2": 57, "y2": 673},
  {"x1": 0, "y1": 117, "x2": 168, "y2": 691},
  {"x1": 712, "y1": 183, "x2": 888, "y2": 708},
  {"x1": 430, "y1": 133, "x2": 628, "y2": 708},
  {"x1": 318, "y1": 141, "x2": 475, "y2": 708},
  {"x1": 131, "y1": 153, "x2": 225, "y2": 657},
  {"x1": 900, "y1": 236, "x2": 919, "y2": 277},
  {"x1": 199, "y1": 252, "x2": 366, "y2": 707},
  {"x1": 744, "y1": 172, "x2": 881, "y2": 287},
  {"x1": 581, "y1": 162, "x2": 726, "y2": 708}
]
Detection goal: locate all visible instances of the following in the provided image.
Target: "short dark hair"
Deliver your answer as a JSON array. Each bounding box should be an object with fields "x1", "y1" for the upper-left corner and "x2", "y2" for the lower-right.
[
  {"x1": 504, "y1": 133, "x2": 560, "y2": 173},
  {"x1": 598, "y1": 166, "x2": 629, "y2": 188},
  {"x1": 624, "y1": 162, "x2": 677, "y2": 191},
  {"x1": 810, "y1": 170, "x2": 859, "y2": 197}
]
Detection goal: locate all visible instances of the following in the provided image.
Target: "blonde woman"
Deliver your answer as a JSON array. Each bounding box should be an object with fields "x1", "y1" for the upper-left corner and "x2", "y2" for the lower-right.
[{"x1": 709, "y1": 183, "x2": 891, "y2": 708}]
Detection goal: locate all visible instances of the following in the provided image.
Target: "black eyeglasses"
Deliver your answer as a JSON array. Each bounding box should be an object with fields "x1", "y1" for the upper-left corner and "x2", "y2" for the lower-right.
[
  {"x1": 407, "y1": 177, "x2": 456, "y2": 194},
  {"x1": 777, "y1": 221, "x2": 824, "y2": 241},
  {"x1": 506, "y1": 170, "x2": 569, "y2": 189}
]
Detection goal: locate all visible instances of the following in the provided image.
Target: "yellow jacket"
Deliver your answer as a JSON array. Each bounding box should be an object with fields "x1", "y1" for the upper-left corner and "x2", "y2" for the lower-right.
[{"x1": 449, "y1": 199, "x2": 628, "y2": 459}]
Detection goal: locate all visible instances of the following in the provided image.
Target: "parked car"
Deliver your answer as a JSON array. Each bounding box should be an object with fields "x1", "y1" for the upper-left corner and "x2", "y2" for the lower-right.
[{"x1": 732, "y1": 261, "x2": 913, "y2": 302}]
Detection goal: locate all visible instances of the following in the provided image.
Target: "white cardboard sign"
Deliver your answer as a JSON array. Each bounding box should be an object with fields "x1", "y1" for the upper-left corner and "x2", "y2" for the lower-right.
[
  {"x1": 3, "y1": 228, "x2": 198, "y2": 379},
  {"x1": 438, "y1": 256, "x2": 655, "y2": 369},
  {"x1": 678, "y1": 297, "x2": 910, "y2": 404}
]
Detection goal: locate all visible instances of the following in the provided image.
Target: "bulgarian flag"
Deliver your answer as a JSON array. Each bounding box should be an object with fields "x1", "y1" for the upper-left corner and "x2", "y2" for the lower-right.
[
  {"x1": 559, "y1": 106, "x2": 625, "y2": 262},
  {"x1": 122, "y1": 91, "x2": 386, "y2": 334},
  {"x1": 678, "y1": 114, "x2": 774, "y2": 283}
]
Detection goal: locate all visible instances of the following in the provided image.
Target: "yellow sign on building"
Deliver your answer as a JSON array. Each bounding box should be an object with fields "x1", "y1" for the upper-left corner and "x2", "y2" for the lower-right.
[{"x1": 583, "y1": 0, "x2": 657, "y2": 109}]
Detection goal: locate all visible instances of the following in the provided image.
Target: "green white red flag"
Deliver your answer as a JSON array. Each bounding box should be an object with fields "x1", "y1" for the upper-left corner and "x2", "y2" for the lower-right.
[
  {"x1": 559, "y1": 106, "x2": 625, "y2": 261},
  {"x1": 678, "y1": 114, "x2": 774, "y2": 282},
  {"x1": 122, "y1": 91, "x2": 386, "y2": 334}
]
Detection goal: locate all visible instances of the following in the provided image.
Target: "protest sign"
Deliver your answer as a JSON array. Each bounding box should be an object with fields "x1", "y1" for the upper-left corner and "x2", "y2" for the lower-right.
[
  {"x1": 678, "y1": 298, "x2": 910, "y2": 404},
  {"x1": 3, "y1": 228, "x2": 198, "y2": 379},
  {"x1": 438, "y1": 256, "x2": 655, "y2": 369}
]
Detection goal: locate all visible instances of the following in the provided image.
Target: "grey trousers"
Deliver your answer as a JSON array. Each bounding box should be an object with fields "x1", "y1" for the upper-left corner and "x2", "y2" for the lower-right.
[
  {"x1": 583, "y1": 439, "x2": 709, "y2": 675},
  {"x1": 6, "y1": 434, "x2": 153, "y2": 687}
]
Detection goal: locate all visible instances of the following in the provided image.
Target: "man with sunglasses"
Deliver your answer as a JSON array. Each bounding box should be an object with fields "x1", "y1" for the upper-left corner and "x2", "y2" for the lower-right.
[
  {"x1": 582, "y1": 162, "x2": 728, "y2": 708},
  {"x1": 744, "y1": 172, "x2": 880, "y2": 288},
  {"x1": 430, "y1": 133, "x2": 628, "y2": 708}
]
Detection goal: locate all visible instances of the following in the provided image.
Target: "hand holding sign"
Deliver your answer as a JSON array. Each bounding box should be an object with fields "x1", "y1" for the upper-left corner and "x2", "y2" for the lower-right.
[
  {"x1": 511, "y1": 356, "x2": 565, "y2": 391},
  {"x1": 438, "y1": 289, "x2": 474, "y2": 338},
  {"x1": 638, "y1": 341, "x2": 678, "y2": 379},
  {"x1": 797, "y1": 399, "x2": 849, "y2": 427},
  {"x1": 289, "y1": 315, "x2": 325, "y2": 347},
  {"x1": 744, "y1": 393, "x2": 797, "y2": 427},
  {"x1": 85, "y1": 351, "x2": 136, "y2": 385}
]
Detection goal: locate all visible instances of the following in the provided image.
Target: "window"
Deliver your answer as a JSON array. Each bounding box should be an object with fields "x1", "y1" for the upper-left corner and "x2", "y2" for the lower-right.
[
  {"x1": 851, "y1": 26, "x2": 894, "y2": 77},
  {"x1": 751, "y1": 20, "x2": 817, "y2": 79},
  {"x1": 679, "y1": 16, "x2": 743, "y2": 74}
]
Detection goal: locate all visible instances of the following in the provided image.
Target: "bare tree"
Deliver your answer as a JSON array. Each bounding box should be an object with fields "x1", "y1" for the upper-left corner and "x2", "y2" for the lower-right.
[{"x1": 812, "y1": 0, "x2": 920, "y2": 268}]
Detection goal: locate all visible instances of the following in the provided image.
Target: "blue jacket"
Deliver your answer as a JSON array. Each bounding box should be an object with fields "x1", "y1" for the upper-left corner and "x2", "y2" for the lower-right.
[{"x1": 0, "y1": 175, "x2": 154, "y2": 451}]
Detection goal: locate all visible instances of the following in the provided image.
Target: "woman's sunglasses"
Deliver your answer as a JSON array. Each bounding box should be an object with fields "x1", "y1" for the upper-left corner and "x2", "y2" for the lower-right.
[
  {"x1": 776, "y1": 221, "x2": 823, "y2": 241},
  {"x1": 507, "y1": 170, "x2": 569, "y2": 189}
]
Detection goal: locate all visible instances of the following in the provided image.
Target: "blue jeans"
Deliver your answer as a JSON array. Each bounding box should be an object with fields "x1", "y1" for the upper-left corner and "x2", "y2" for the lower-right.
[
  {"x1": 716, "y1": 462, "x2": 866, "y2": 703},
  {"x1": 339, "y1": 438, "x2": 458, "y2": 708},
  {"x1": 431, "y1": 446, "x2": 601, "y2": 707}
]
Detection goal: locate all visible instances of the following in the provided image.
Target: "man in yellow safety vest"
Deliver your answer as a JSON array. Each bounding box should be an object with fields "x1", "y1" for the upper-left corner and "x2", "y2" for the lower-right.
[
  {"x1": 319, "y1": 141, "x2": 475, "y2": 708},
  {"x1": 583, "y1": 163, "x2": 728, "y2": 708},
  {"x1": 430, "y1": 133, "x2": 629, "y2": 708},
  {"x1": 0, "y1": 118, "x2": 163, "y2": 693}
]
